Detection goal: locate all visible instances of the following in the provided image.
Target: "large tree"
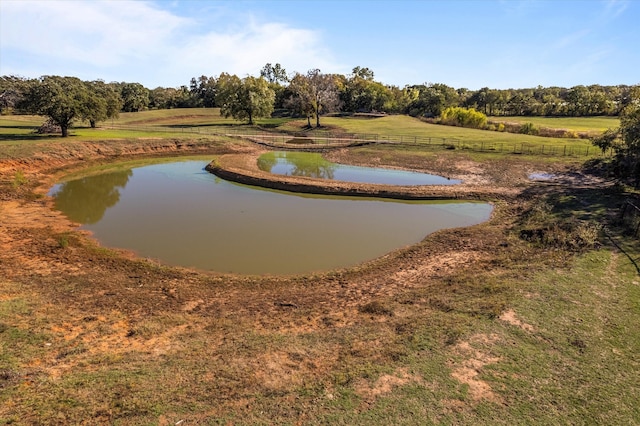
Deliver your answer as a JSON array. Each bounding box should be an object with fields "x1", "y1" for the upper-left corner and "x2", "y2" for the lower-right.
[
  {"x1": 0, "y1": 75, "x2": 27, "y2": 114},
  {"x1": 20, "y1": 76, "x2": 92, "y2": 137},
  {"x1": 120, "y1": 82, "x2": 149, "y2": 112},
  {"x1": 285, "y1": 73, "x2": 315, "y2": 127},
  {"x1": 341, "y1": 67, "x2": 393, "y2": 113},
  {"x1": 82, "y1": 80, "x2": 122, "y2": 128},
  {"x1": 308, "y1": 69, "x2": 340, "y2": 127},
  {"x1": 189, "y1": 75, "x2": 217, "y2": 108},
  {"x1": 215, "y1": 74, "x2": 275, "y2": 125},
  {"x1": 592, "y1": 98, "x2": 640, "y2": 185}
]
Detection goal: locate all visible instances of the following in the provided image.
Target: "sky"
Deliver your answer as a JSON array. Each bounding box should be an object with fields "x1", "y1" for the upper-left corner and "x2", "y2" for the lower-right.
[{"x1": 1, "y1": 0, "x2": 638, "y2": 90}]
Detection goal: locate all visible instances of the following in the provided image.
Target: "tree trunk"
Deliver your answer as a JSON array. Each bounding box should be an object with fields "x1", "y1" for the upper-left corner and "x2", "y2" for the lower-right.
[
  {"x1": 90, "y1": 119, "x2": 96, "y2": 128},
  {"x1": 306, "y1": 114, "x2": 311, "y2": 128},
  {"x1": 316, "y1": 112, "x2": 320, "y2": 128},
  {"x1": 61, "y1": 125, "x2": 68, "y2": 137}
]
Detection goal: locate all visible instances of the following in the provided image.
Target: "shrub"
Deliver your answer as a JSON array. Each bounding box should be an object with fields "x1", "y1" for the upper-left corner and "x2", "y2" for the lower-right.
[
  {"x1": 12, "y1": 170, "x2": 27, "y2": 188},
  {"x1": 440, "y1": 107, "x2": 487, "y2": 129},
  {"x1": 563, "y1": 130, "x2": 579, "y2": 139},
  {"x1": 519, "y1": 122, "x2": 539, "y2": 135}
]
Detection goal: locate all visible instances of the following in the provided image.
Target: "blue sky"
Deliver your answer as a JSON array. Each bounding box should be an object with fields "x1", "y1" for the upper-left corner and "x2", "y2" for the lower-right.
[{"x1": 1, "y1": 0, "x2": 638, "y2": 90}]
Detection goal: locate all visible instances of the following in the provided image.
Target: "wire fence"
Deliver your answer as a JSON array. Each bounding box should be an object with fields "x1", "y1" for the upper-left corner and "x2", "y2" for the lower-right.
[
  {"x1": 620, "y1": 200, "x2": 640, "y2": 236},
  {"x1": 106, "y1": 124, "x2": 607, "y2": 157}
]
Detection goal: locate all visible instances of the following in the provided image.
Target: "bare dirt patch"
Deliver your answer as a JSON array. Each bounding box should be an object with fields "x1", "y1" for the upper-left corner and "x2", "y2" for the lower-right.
[
  {"x1": 499, "y1": 309, "x2": 535, "y2": 332},
  {"x1": 450, "y1": 334, "x2": 503, "y2": 403}
]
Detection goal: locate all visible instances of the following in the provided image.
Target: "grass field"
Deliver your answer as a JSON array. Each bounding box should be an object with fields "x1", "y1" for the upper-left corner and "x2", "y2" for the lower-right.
[
  {"x1": 489, "y1": 115, "x2": 619, "y2": 132},
  {"x1": 1, "y1": 109, "x2": 639, "y2": 423},
  {"x1": 0, "y1": 109, "x2": 607, "y2": 153}
]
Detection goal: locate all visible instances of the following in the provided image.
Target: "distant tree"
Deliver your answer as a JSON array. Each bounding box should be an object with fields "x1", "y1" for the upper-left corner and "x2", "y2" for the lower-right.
[
  {"x1": 285, "y1": 72, "x2": 315, "y2": 127},
  {"x1": 19, "y1": 76, "x2": 91, "y2": 137},
  {"x1": 306, "y1": 69, "x2": 340, "y2": 127},
  {"x1": 351, "y1": 66, "x2": 375, "y2": 81},
  {"x1": 215, "y1": 74, "x2": 275, "y2": 124},
  {"x1": 149, "y1": 87, "x2": 173, "y2": 109},
  {"x1": 405, "y1": 83, "x2": 459, "y2": 117},
  {"x1": 260, "y1": 63, "x2": 288, "y2": 85},
  {"x1": 0, "y1": 75, "x2": 27, "y2": 114},
  {"x1": 82, "y1": 80, "x2": 122, "y2": 127},
  {"x1": 120, "y1": 82, "x2": 149, "y2": 112},
  {"x1": 593, "y1": 103, "x2": 640, "y2": 185},
  {"x1": 341, "y1": 67, "x2": 393, "y2": 113}
]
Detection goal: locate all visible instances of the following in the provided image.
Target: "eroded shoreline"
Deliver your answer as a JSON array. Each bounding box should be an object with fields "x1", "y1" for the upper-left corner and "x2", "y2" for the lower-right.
[{"x1": 205, "y1": 152, "x2": 518, "y2": 201}]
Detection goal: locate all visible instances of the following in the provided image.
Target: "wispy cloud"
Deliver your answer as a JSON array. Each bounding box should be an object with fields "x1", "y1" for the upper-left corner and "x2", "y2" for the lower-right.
[
  {"x1": 602, "y1": 0, "x2": 630, "y2": 20},
  {"x1": 552, "y1": 29, "x2": 591, "y2": 50},
  {"x1": 0, "y1": 0, "x2": 340, "y2": 86},
  {"x1": 1, "y1": 0, "x2": 189, "y2": 68}
]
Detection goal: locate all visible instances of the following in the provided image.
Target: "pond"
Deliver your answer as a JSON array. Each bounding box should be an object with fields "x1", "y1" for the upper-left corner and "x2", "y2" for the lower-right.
[
  {"x1": 49, "y1": 159, "x2": 492, "y2": 275},
  {"x1": 257, "y1": 151, "x2": 461, "y2": 185}
]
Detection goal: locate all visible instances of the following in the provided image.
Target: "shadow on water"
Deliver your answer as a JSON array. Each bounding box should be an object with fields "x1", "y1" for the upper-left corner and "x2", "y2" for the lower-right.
[{"x1": 50, "y1": 170, "x2": 133, "y2": 224}]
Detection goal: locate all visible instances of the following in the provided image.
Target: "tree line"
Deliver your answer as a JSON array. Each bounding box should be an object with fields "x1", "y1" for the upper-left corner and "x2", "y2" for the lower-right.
[{"x1": 1, "y1": 64, "x2": 639, "y2": 137}]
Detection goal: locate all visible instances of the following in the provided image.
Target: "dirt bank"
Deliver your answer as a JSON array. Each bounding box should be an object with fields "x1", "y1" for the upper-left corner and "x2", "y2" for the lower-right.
[{"x1": 206, "y1": 152, "x2": 520, "y2": 201}]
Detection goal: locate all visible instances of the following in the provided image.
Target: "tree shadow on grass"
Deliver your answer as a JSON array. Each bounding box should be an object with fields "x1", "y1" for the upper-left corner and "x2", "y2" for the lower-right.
[
  {"x1": 517, "y1": 168, "x2": 640, "y2": 274},
  {"x1": 0, "y1": 133, "x2": 62, "y2": 142}
]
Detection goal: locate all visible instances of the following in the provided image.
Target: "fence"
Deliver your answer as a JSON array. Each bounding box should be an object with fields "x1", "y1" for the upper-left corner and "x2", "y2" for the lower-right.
[
  {"x1": 107, "y1": 124, "x2": 605, "y2": 157},
  {"x1": 620, "y1": 200, "x2": 640, "y2": 236}
]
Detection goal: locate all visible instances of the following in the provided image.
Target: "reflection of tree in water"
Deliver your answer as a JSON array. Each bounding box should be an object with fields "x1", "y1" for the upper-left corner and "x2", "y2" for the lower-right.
[
  {"x1": 257, "y1": 152, "x2": 277, "y2": 172},
  {"x1": 53, "y1": 170, "x2": 133, "y2": 224},
  {"x1": 284, "y1": 152, "x2": 337, "y2": 179},
  {"x1": 289, "y1": 159, "x2": 336, "y2": 179}
]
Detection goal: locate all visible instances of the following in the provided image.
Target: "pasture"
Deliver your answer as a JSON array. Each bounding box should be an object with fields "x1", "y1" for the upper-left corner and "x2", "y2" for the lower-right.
[{"x1": 0, "y1": 109, "x2": 638, "y2": 425}]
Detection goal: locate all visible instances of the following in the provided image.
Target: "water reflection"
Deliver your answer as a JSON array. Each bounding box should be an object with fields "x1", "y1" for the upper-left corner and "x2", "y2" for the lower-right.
[
  {"x1": 258, "y1": 151, "x2": 460, "y2": 185},
  {"x1": 258, "y1": 151, "x2": 336, "y2": 179},
  {"x1": 51, "y1": 170, "x2": 132, "y2": 224},
  {"x1": 50, "y1": 160, "x2": 489, "y2": 275}
]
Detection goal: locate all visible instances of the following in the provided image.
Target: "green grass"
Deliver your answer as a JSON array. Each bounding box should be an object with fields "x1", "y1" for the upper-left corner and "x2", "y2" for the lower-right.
[
  {"x1": 1, "y1": 108, "x2": 639, "y2": 424},
  {"x1": 318, "y1": 115, "x2": 592, "y2": 146},
  {"x1": 489, "y1": 116, "x2": 619, "y2": 132}
]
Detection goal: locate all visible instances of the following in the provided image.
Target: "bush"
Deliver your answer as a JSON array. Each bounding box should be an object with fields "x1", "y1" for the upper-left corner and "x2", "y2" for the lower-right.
[
  {"x1": 563, "y1": 130, "x2": 579, "y2": 139},
  {"x1": 519, "y1": 122, "x2": 539, "y2": 135},
  {"x1": 440, "y1": 107, "x2": 487, "y2": 129}
]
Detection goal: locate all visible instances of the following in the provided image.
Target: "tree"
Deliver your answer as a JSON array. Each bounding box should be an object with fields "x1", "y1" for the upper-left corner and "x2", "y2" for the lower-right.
[
  {"x1": 306, "y1": 69, "x2": 340, "y2": 127},
  {"x1": 260, "y1": 63, "x2": 288, "y2": 85},
  {"x1": 0, "y1": 75, "x2": 27, "y2": 114},
  {"x1": 19, "y1": 76, "x2": 91, "y2": 137},
  {"x1": 285, "y1": 73, "x2": 315, "y2": 127},
  {"x1": 82, "y1": 80, "x2": 122, "y2": 127},
  {"x1": 120, "y1": 82, "x2": 149, "y2": 112},
  {"x1": 190, "y1": 75, "x2": 217, "y2": 107},
  {"x1": 215, "y1": 74, "x2": 275, "y2": 125},
  {"x1": 592, "y1": 103, "x2": 640, "y2": 185},
  {"x1": 341, "y1": 67, "x2": 392, "y2": 113},
  {"x1": 351, "y1": 66, "x2": 375, "y2": 81}
]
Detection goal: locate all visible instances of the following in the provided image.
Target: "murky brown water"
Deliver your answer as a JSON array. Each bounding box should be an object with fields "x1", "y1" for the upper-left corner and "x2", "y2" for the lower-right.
[{"x1": 50, "y1": 160, "x2": 492, "y2": 275}]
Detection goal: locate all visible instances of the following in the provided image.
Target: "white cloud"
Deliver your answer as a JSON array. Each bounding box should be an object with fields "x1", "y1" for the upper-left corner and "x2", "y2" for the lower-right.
[
  {"x1": 0, "y1": 0, "x2": 340, "y2": 87},
  {"x1": 0, "y1": 0, "x2": 189, "y2": 68},
  {"x1": 176, "y1": 19, "x2": 337, "y2": 79}
]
